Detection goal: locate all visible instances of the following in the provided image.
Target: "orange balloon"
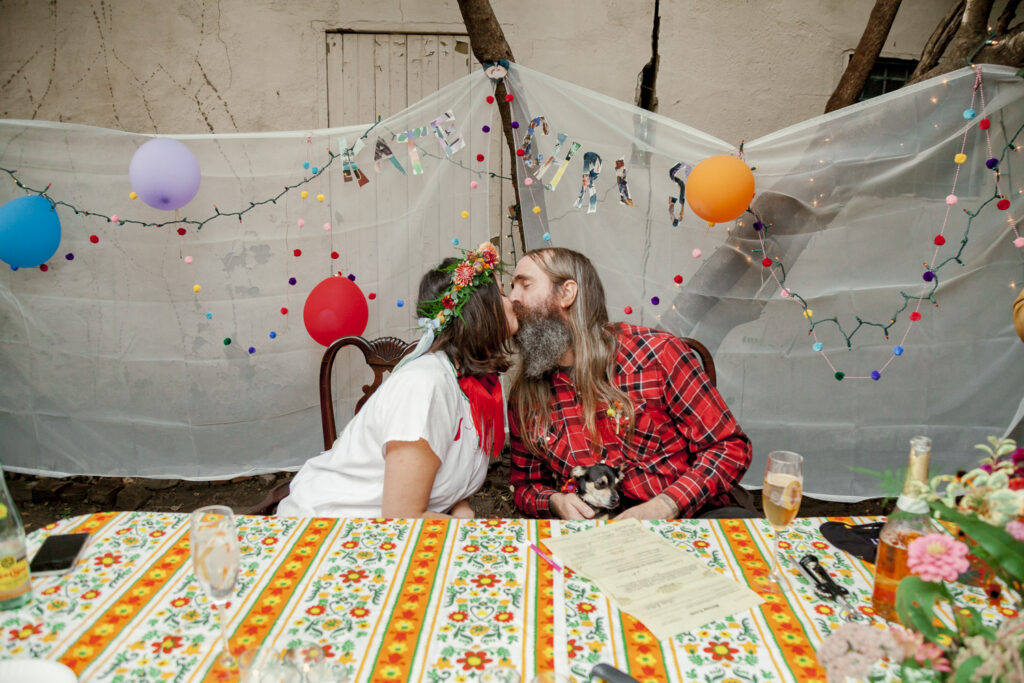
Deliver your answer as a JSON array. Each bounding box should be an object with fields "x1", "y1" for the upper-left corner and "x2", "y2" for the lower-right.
[{"x1": 684, "y1": 155, "x2": 755, "y2": 223}]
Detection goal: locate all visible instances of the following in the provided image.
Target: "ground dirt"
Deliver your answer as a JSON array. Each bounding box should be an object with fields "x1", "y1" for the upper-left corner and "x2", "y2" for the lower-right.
[{"x1": 6, "y1": 452, "x2": 894, "y2": 533}]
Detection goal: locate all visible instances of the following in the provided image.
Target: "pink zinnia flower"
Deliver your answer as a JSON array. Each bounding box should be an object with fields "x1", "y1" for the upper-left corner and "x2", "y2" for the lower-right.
[
  {"x1": 907, "y1": 533, "x2": 970, "y2": 583},
  {"x1": 1006, "y1": 520, "x2": 1024, "y2": 541},
  {"x1": 915, "y1": 641, "x2": 951, "y2": 672},
  {"x1": 453, "y1": 262, "x2": 476, "y2": 287}
]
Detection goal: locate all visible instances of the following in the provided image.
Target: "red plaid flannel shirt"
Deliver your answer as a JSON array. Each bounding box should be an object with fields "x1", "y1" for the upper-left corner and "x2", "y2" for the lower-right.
[{"x1": 509, "y1": 325, "x2": 752, "y2": 517}]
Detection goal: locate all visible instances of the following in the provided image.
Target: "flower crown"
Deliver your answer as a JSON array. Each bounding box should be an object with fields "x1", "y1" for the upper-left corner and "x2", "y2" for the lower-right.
[{"x1": 418, "y1": 242, "x2": 503, "y2": 331}]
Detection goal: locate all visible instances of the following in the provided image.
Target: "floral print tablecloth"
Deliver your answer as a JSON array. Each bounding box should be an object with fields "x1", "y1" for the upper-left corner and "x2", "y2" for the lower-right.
[{"x1": 0, "y1": 512, "x2": 1015, "y2": 682}]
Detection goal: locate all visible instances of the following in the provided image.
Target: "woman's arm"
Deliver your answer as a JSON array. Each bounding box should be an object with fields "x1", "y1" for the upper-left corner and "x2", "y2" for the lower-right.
[{"x1": 381, "y1": 439, "x2": 452, "y2": 519}]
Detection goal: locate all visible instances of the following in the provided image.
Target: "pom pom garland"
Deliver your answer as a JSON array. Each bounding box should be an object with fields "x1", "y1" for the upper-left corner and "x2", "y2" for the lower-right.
[
  {"x1": 330, "y1": 251, "x2": 339, "y2": 259},
  {"x1": 624, "y1": 306, "x2": 633, "y2": 314},
  {"x1": 482, "y1": 125, "x2": 490, "y2": 133},
  {"x1": 89, "y1": 235, "x2": 99, "y2": 244},
  {"x1": 980, "y1": 118, "x2": 991, "y2": 130},
  {"x1": 476, "y1": 154, "x2": 485, "y2": 162},
  {"x1": 288, "y1": 277, "x2": 297, "y2": 285},
  {"x1": 293, "y1": 249, "x2": 302, "y2": 257},
  {"x1": 945, "y1": 194, "x2": 958, "y2": 205},
  {"x1": 894, "y1": 345, "x2": 904, "y2": 355},
  {"x1": 485, "y1": 95, "x2": 494, "y2": 104},
  {"x1": 909, "y1": 311, "x2": 922, "y2": 321},
  {"x1": 650, "y1": 296, "x2": 660, "y2": 305},
  {"x1": 871, "y1": 370, "x2": 881, "y2": 381},
  {"x1": 935, "y1": 235, "x2": 946, "y2": 245},
  {"x1": 812, "y1": 342, "x2": 823, "y2": 352},
  {"x1": 280, "y1": 307, "x2": 288, "y2": 315},
  {"x1": 997, "y1": 198, "x2": 1011, "y2": 210},
  {"x1": 673, "y1": 274, "x2": 683, "y2": 284}
]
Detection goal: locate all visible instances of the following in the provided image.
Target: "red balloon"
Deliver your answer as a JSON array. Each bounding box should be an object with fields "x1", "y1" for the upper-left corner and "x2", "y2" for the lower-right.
[{"x1": 303, "y1": 275, "x2": 369, "y2": 346}]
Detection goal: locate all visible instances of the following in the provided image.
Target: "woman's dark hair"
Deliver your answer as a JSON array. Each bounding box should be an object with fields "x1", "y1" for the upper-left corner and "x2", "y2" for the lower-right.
[{"x1": 417, "y1": 257, "x2": 512, "y2": 376}]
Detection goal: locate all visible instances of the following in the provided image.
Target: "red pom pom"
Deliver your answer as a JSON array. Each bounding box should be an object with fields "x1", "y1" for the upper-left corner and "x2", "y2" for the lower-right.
[
  {"x1": 623, "y1": 306, "x2": 633, "y2": 315},
  {"x1": 505, "y1": 93, "x2": 514, "y2": 102},
  {"x1": 980, "y1": 118, "x2": 991, "y2": 130},
  {"x1": 761, "y1": 257, "x2": 772, "y2": 267},
  {"x1": 368, "y1": 292, "x2": 377, "y2": 300},
  {"x1": 673, "y1": 274, "x2": 683, "y2": 284},
  {"x1": 280, "y1": 307, "x2": 289, "y2": 315},
  {"x1": 89, "y1": 235, "x2": 99, "y2": 244},
  {"x1": 39, "y1": 264, "x2": 48, "y2": 272},
  {"x1": 910, "y1": 311, "x2": 922, "y2": 321},
  {"x1": 177, "y1": 227, "x2": 186, "y2": 236},
  {"x1": 998, "y1": 198, "x2": 1011, "y2": 210},
  {"x1": 293, "y1": 248, "x2": 302, "y2": 257},
  {"x1": 476, "y1": 154, "x2": 485, "y2": 162},
  {"x1": 516, "y1": 148, "x2": 525, "y2": 157},
  {"x1": 485, "y1": 95, "x2": 495, "y2": 104},
  {"x1": 330, "y1": 251, "x2": 339, "y2": 259},
  {"x1": 934, "y1": 235, "x2": 946, "y2": 246}
]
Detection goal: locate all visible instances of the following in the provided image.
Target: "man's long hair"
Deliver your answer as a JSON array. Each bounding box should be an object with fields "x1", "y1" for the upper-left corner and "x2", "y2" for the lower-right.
[{"x1": 510, "y1": 248, "x2": 634, "y2": 454}]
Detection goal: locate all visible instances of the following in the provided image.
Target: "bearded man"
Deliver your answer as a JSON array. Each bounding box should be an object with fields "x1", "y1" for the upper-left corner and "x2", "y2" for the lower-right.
[{"x1": 507, "y1": 247, "x2": 752, "y2": 520}]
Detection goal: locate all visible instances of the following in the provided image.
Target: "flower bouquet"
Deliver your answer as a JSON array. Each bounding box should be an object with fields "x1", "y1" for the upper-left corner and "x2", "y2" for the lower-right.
[{"x1": 819, "y1": 437, "x2": 1024, "y2": 682}]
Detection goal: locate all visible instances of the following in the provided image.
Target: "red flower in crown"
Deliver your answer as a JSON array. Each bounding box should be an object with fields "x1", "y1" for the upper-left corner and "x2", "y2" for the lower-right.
[
  {"x1": 454, "y1": 263, "x2": 476, "y2": 288},
  {"x1": 442, "y1": 295, "x2": 455, "y2": 310},
  {"x1": 479, "y1": 242, "x2": 499, "y2": 265}
]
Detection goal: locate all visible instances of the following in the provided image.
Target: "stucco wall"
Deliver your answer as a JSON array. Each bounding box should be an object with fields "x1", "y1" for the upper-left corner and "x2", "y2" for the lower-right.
[{"x1": 1, "y1": 0, "x2": 954, "y2": 142}]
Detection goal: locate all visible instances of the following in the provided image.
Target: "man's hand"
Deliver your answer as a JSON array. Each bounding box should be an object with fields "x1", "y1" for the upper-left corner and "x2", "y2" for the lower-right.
[
  {"x1": 614, "y1": 494, "x2": 678, "y2": 520},
  {"x1": 550, "y1": 492, "x2": 595, "y2": 520},
  {"x1": 449, "y1": 499, "x2": 475, "y2": 518}
]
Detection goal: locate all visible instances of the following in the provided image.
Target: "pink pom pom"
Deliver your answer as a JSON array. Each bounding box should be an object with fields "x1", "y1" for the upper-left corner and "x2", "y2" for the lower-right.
[
  {"x1": 945, "y1": 194, "x2": 958, "y2": 206},
  {"x1": 323, "y1": 222, "x2": 331, "y2": 231},
  {"x1": 297, "y1": 219, "x2": 305, "y2": 228},
  {"x1": 470, "y1": 181, "x2": 478, "y2": 189},
  {"x1": 110, "y1": 214, "x2": 119, "y2": 223},
  {"x1": 781, "y1": 288, "x2": 790, "y2": 298},
  {"x1": 691, "y1": 248, "x2": 702, "y2": 258},
  {"x1": 1015, "y1": 237, "x2": 1024, "y2": 248},
  {"x1": 524, "y1": 178, "x2": 534, "y2": 186},
  {"x1": 184, "y1": 255, "x2": 193, "y2": 264}
]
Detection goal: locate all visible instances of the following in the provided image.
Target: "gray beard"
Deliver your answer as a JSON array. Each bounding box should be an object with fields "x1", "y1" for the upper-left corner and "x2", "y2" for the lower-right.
[{"x1": 515, "y1": 313, "x2": 573, "y2": 378}]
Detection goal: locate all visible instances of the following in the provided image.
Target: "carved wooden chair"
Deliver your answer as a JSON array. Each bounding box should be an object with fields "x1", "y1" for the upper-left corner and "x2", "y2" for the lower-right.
[{"x1": 245, "y1": 335, "x2": 416, "y2": 515}]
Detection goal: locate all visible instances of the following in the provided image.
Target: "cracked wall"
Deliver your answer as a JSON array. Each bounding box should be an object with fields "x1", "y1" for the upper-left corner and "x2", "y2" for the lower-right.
[{"x1": 1, "y1": 0, "x2": 947, "y2": 142}]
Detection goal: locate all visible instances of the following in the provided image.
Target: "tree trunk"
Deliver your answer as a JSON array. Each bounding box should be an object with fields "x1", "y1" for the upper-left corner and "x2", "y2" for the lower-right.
[
  {"x1": 455, "y1": 0, "x2": 526, "y2": 255},
  {"x1": 909, "y1": 0, "x2": 966, "y2": 82},
  {"x1": 825, "y1": 0, "x2": 903, "y2": 113}
]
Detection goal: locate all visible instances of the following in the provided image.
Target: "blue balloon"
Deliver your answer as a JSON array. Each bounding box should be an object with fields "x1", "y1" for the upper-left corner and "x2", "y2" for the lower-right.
[{"x1": 0, "y1": 195, "x2": 62, "y2": 268}]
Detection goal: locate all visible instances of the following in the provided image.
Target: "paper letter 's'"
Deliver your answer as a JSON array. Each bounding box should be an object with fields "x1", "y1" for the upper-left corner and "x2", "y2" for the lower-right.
[{"x1": 574, "y1": 152, "x2": 602, "y2": 213}]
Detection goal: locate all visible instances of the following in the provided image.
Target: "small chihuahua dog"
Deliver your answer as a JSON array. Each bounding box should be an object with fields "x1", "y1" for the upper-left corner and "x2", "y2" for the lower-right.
[{"x1": 570, "y1": 464, "x2": 625, "y2": 518}]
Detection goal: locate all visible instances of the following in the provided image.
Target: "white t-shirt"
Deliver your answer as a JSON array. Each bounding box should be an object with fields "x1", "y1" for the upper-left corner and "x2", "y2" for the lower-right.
[{"x1": 277, "y1": 352, "x2": 490, "y2": 518}]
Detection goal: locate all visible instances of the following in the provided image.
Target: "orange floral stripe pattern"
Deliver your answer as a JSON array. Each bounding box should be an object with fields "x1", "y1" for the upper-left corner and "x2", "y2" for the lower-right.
[
  {"x1": 201, "y1": 518, "x2": 338, "y2": 681},
  {"x1": 57, "y1": 525, "x2": 192, "y2": 676},
  {"x1": 536, "y1": 520, "x2": 556, "y2": 676},
  {"x1": 619, "y1": 613, "x2": 669, "y2": 683},
  {"x1": 719, "y1": 519, "x2": 826, "y2": 682},
  {"x1": 66, "y1": 511, "x2": 121, "y2": 537},
  {"x1": 366, "y1": 519, "x2": 450, "y2": 682}
]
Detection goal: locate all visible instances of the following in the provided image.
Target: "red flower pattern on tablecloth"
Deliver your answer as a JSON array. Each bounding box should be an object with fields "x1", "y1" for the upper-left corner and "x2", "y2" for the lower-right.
[
  {"x1": 342, "y1": 569, "x2": 368, "y2": 583},
  {"x1": 500, "y1": 545, "x2": 517, "y2": 553},
  {"x1": 93, "y1": 552, "x2": 122, "y2": 567},
  {"x1": 494, "y1": 611, "x2": 514, "y2": 623},
  {"x1": 261, "y1": 536, "x2": 278, "y2": 546},
  {"x1": 81, "y1": 590, "x2": 101, "y2": 600},
  {"x1": 149, "y1": 530, "x2": 165, "y2": 538},
  {"x1": 456, "y1": 650, "x2": 492, "y2": 671},
  {"x1": 577, "y1": 602, "x2": 596, "y2": 614},
  {"x1": 170, "y1": 597, "x2": 190, "y2": 608},
  {"x1": 350, "y1": 607, "x2": 370, "y2": 618},
  {"x1": 462, "y1": 545, "x2": 479, "y2": 553},
  {"x1": 449, "y1": 611, "x2": 469, "y2": 622},
  {"x1": 567, "y1": 638, "x2": 584, "y2": 659},
  {"x1": 379, "y1": 542, "x2": 395, "y2": 551},
  {"x1": 9, "y1": 623, "x2": 42, "y2": 641},
  {"x1": 341, "y1": 541, "x2": 359, "y2": 549},
  {"x1": 704, "y1": 641, "x2": 739, "y2": 661},
  {"x1": 471, "y1": 573, "x2": 500, "y2": 588},
  {"x1": 306, "y1": 605, "x2": 326, "y2": 617},
  {"x1": 151, "y1": 635, "x2": 183, "y2": 654}
]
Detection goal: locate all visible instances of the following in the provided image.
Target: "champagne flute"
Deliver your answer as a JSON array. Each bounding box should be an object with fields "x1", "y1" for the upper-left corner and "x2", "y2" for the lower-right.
[
  {"x1": 762, "y1": 451, "x2": 803, "y2": 588},
  {"x1": 190, "y1": 505, "x2": 241, "y2": 668}
]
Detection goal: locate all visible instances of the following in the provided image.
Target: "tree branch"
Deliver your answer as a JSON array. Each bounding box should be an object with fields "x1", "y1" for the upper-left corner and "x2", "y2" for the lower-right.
[
  {"x1": 962, "y1": 0, "x2": 996, "y2": 36},
  {"x1": 825, "y1": 0, "x2": 903, "y2": 112},
  {"x1": 455, "y1": 0, "x2": 525, "y2": 254},
  {"x1": 909, "y1": 0, "x2": 965, "y2": 82},
  {"x1": 996, "y1": 0, "x2": 1021, "y2": 34}
]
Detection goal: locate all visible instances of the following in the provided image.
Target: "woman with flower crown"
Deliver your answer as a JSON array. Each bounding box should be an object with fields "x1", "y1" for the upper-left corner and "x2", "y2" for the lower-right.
[{"x1": 278, "y1": 243, "x2": 516, "y2": 518}]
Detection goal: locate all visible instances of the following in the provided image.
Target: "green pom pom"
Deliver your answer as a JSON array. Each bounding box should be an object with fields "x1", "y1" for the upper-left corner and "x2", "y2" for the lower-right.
[
  {"x1": 834, "y1": 371, "x2": 845, "y2": 381},
  {"x1": 223, "y1": 337, "x2": 231, "y2": 346}
]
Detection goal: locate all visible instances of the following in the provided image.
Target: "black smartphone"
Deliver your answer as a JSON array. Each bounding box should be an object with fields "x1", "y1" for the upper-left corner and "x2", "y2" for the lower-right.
[{"x1": 29, "y1": 532, "x2": 91, "y2": 576}]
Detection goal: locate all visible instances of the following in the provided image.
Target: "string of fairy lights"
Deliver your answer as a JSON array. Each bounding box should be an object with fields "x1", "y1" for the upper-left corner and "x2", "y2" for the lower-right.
[{"x1": 1, "y1": 65, "x2": 1020, "y2": 375}]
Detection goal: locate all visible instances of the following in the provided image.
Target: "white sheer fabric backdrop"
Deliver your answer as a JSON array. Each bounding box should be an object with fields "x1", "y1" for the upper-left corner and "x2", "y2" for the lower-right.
[{"x1": 0, "y1": 64, "x2": 1021, "y2": 499}]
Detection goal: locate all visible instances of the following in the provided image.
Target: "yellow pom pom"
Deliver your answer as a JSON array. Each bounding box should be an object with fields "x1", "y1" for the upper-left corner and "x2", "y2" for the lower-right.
[
  {"x1": 129, "y1": 192, "x2": 138, "y2": 200},
  {"x1": 300, "y1": 190, "x2": 308, "y2": 199},
  {"x1": 707, "y1": 221, "x2": 716, "y2": 227},
  {"x1": 803, "y1": 309, "x2": 813, "y2": 319},
  {"x1": 532, "y1": 206, "x2": 541, "y2": 214},
  {"x1": 954, "y1": 153, "x2": 967, "y2": 164},
  {"x1": 460, "y1": 210, "x2": 469, "y2": 219},
  {"x1": 193, "y1": 284, "x2": 201, "y2": 293},
  {"x1": 316, "y1": 193, "x2": 325, "y2": 202}
]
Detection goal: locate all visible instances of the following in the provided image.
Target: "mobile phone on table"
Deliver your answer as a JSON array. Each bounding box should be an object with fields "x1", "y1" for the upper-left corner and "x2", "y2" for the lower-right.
[{"x1": 29, "y1": 532, "x2": 91, "y2": 576}]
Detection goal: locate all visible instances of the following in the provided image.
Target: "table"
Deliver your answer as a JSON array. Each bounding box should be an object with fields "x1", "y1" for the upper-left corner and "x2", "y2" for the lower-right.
[{"x1": 0, "y1": 513, "x2": 1015, "y2": 682}]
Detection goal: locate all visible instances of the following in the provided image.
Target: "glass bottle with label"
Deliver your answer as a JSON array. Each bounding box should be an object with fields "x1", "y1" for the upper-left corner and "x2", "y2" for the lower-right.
[
  {"x1": 0, "y1": 462, "x2": 31, "y2": 610},
  {"x1": 870, "y1": 435, "x2": 934, "y2": 623}
]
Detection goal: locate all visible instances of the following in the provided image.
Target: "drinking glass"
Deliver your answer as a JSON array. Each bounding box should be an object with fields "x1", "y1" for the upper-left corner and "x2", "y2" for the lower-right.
[
  {"x1": 762, "y1": 451, "x2": 803, "y2": 588},
  {"x1": 480, "y1": 666, "x2": 521, "y2": 683},
  {"x1": 282, "y1": 644, "x2": 327, "y2": 682},
  {"x1": 190, "y1": 505, "x2": 241, "y2": 668}
]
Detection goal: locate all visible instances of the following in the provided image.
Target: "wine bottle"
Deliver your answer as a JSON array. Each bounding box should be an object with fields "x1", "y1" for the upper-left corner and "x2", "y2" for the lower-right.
[
  {"x1": 870, "y1": 435, "x2": 933, "y2": 623},
  {"x1": 0, "y1": 462, "x2": 31, "y2": 610}
]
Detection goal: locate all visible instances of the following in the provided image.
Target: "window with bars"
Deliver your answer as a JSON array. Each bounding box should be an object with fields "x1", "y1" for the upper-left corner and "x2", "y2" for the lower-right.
[{"x1": 857, "y1": 56, "x2": 919, "y2": 101}]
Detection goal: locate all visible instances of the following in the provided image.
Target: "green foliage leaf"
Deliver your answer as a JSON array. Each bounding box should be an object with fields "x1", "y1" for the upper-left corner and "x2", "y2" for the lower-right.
[
  {"x1": 895, "y1": 576, "x2": 955, "y2": 642},
  {"x1": 929, "y1": 501, "x2": 1024, "y2": 579},
  {"x1": 849, "y1": 465, "x2": 906, "y2": 498},
  {"x1": 952, "y1": 655, "x2": 984, "y2": 683}
]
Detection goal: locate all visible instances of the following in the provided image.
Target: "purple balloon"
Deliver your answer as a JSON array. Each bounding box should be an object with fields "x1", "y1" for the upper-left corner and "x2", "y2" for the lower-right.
[{"x1": 129, "y1": 138, "x2": 201, "y2": 210}]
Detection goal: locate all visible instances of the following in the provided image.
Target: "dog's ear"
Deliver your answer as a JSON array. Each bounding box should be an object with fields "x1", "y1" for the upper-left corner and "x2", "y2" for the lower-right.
[
  {"x1": 570, "y1": 465, "x2": 586, "y2": 479},
  {"x1": 613, "y1": 466, "x2": 625, "y2": 484}
]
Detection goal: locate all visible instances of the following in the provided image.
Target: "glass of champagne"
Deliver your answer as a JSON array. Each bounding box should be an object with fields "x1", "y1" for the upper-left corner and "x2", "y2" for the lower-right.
[
  {"x1": 190, "y1": 505, "x2": 241, "y2": 668},
  {"x1": 762, "y1": 451, "x2": 803, "y2": 589}
]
